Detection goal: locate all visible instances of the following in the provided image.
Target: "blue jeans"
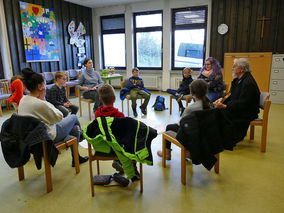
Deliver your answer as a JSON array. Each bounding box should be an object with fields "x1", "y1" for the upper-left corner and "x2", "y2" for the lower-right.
[
  {"x1": 54, "y1": 115, "x2": 81, "y2": 156},
  {"x1": 166, "y1": 89, "x2": 186, "y2": 108},
  {"x1": 207, "y1": 92, "x2": 222, "y2": 103}
]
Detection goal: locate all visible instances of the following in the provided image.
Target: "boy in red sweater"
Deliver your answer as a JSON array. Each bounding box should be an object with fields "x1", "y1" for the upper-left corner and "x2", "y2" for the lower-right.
[
  {"x1": 8, "y1": 75, "x2": 24, "y2": 112},
  {"x1": 95, "y1": 84, "x2": 124, "y2": 118},
  {"x1": 95, "y1": 84, "x2": 125, "y2": 174}
]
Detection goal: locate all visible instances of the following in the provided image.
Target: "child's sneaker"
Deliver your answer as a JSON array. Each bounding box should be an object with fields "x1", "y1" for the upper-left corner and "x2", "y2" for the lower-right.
[
  {"x1": 139, "y1": 106, "x2": 147, "y2": 115},
  {"x1": 177, "y1": 94, "x2": 184, "y2": 102},
  {"x1": 112, "y1": 160, "x2": 124, "y2": 175}
]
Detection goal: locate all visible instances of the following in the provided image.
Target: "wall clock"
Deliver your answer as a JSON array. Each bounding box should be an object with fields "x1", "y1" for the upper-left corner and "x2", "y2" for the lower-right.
[{"x1": 218, "y1": 23, "x2": 228, "y2": 35}]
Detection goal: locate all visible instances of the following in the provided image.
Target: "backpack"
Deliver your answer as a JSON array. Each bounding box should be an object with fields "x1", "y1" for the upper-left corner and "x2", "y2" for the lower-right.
[{"x1": 152, "y1": 96, "x2": 166, "y2": 111}]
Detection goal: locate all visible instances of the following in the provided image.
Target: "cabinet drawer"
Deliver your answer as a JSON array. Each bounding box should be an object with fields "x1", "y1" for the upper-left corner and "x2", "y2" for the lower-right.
[
  {"x1": 272, "y1": 55, "x2": 284, "y2": 68},
  {"x1": 270, "y1": 69, "x2": 284, "y2": 79},
  {"x1": 270, "y1": 80, "x2": 284, "y2": 90},
  {"x1": 270, "y1": 90, "x2": 284, "y2": 104}
]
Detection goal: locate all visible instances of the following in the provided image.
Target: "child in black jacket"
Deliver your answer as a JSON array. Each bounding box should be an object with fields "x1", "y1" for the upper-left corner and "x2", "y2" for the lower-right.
[{"x1": 166, "y1": 67, "x2": 193, "y2": 112}]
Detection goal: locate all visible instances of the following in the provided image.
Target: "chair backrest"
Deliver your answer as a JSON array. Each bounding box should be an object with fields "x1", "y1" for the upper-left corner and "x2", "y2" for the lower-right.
[
  {"x1": 259, "y1": 92, "x2": 270, "y2": 109},
  {"x1": 69, "y1": 69, "x2": 79, "y2": 80},
  {"x1": 43, "y1": 72, "x2": 55, "y2": 85},
  {"x1": 0, "y1": 80, "x2": 10, "y2": 94},
  {"x1": 122, "y1": 79, "x2": 130, "y2": 88}
]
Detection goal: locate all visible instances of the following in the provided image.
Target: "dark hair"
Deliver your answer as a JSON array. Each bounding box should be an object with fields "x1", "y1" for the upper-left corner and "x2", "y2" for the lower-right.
[
  {"x1": 21, "y1": 67, "x2": 44, "y2": 92},
  {"x1": 132, "y1": 67, "x2": 139, "y2": 73},
  {"x1": 190, "y1": 79, "x2": 210, "y2": 109},
  {"x1": 98, "y1": 84, "x2": 115, "y2": 105},
  {"x1": 11, "y1": 75, "x2": 23, "y2": 83},
  {"x1": 198, "y1": 57, "x2": 223, "y2": 80},
  {"x1": 84, "y1": 58, "x2": 92, "y2": 66}
]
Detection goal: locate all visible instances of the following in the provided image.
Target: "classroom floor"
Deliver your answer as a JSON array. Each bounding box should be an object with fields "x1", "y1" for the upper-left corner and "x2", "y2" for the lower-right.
[{"x1": 0, "y1": 90, "x2": 284, "y2": 213}]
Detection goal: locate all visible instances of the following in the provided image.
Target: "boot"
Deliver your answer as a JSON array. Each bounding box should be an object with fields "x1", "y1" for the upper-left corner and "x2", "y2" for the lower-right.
[
  {"x1": 132, "y1": 107, "x2": 138, "y2": 117},
  {"x1": 157, "y1": 148, "x2": 171, "y2": 160}
]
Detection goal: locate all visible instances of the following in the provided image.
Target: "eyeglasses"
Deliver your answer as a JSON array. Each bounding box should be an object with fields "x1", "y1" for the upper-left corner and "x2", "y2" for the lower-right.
[{"x1": 205, "y1": 63, "x2": 211, "y2": 66}]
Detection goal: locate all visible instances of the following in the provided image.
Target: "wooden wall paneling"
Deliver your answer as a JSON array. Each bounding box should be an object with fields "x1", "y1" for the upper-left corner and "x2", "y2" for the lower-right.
[
  {"x1": 83, "y1": 6, "x2": 93, "y2": 60},
  {"x1": 235, "y1": 0, "x2": 244, "y2": 52},
  {"x1": 262, "y1": 0, "x2": 274, "y2": 51},
  {"x1": 216, "y1": 0, "x2": 225, "y2": 62},
  {"x1": 228, "y1": 0, "x2": 238, "y2": 52},
  {"x1": 275, "y1": 0, "x2": 284, "y2": 53},
  {"x1": 222, "y1": 0, "x2": 232, "y2": 65},
  {"x1": 210, "y1": 0, "x2": 218, "y2": 59},
  {"x1": 241, "y1": 0, "x2": 250, "y2": 52},
  {"x1": 61, "y1": 1, "x2": 72, "y2": 70},
  {"x1": 4, "y1": 0, "x2": 20, "y2": 75},
  {"x1": 69, "y1": 4, "x2": 77, "y2": 69},
  {"x1": 54, "y1": 0, "x2": 65, "y2": 71}
]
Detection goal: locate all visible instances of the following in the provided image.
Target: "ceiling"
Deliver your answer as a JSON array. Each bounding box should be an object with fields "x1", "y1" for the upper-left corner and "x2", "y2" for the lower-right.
[{"x1": 64, "y1": 0, "x2": 152, "y2": 8}]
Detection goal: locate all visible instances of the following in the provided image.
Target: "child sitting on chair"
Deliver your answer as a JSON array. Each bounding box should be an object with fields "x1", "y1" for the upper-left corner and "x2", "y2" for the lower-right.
[
  {"x1": 8, "y1": 75, "x2": 24, "y2": 112},
  {"x1": 47, "y1": 71, "x2": 79, "y2": 117},
  {"x1": 95, "y1": 84, "x2": 140, "y2": 181},
  {"x1": 129, "y1": 67, "x2": 151, "y2": 117},
  {"x1": 157, "y1": 79, "x2": 211, "y2": 160},
  {"x1": 166, "y1": 67, "x2": 193, "y2": 113}
]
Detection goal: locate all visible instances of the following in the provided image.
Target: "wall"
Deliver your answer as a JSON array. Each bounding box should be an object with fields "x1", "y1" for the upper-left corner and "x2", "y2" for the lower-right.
[
  {"x1": 1, "y1": 0, "x2": 93, "y2": 76},
  {"x1": 210, "y1": 0, "x2": 284, "y2": 67},
  {"x1": 92, "y1": 0, "x2": 211, "y2": 91}
]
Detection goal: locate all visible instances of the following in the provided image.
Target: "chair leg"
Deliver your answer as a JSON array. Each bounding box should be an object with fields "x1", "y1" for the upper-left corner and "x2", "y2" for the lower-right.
[
  {"x1": 214, "y1": 153, "x2": 220, "y2": 174},
  {"x1": 250, "y1": 125, "x2": 255, "y2": 140},
  {"x1": 170, "y1": 96, "x2": 173, "y2": 115},
  {"x1": 42, "y1": 141, "x2": 52, "y2": 193},
  {"x1": 261, "y1": 126, "x2": 267, "y2": 152},
  {"x1": 88, "y1": 144, "x2": 95, "y2": 197},
  {"x1": 97, "y1": 160, "x2": 100, "y2": 175},
  {"x1": 72, "y1": 139, "x2": 80, "y2": 174},
  {"x1": 162, "y1": 134, "x2": 166, "y2": 168},
  {"x1": 0, "y1": 106, "x2": 2, "y2": 117},
  {"x1": 66, "y1": 86, "x2": 70, "y2": 99},
  {"x1": 88, "y1": 102, "x2": 91, "y2": 121},
  {"x1": 127, "y1": 98, "x2": 130, "y2": 117},
  {"x1": 79, "y1": 99, "x2": 82, "y2": 117},
  {"x1": 18, "y1": 166, "x2": 25, "y2": 181},
  {"x1": 139, "y1": 163, "x2": 143, "y2": 193},
  {"x1": 181, "y1": 146, "x2": 186, "y2": 185},
  {"x1": 122, "y1": 100, "x2": 124, "y2": 113}
]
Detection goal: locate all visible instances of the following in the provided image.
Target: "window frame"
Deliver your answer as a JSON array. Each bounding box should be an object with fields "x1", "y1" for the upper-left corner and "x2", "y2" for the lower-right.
[
  {"x1": 100, "y1": 14, "x2": 126, "y2": 70},
  {"x1": 133, "y1": 10, "x2": 163, "y2": 70},
  {"x1": 171, "y1": 6, "x2": 208, "y2": 71}
]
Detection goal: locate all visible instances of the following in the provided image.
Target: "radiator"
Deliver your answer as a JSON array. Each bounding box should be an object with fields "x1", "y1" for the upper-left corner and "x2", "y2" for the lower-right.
[
  {"x1": 143, "y1": 76, "x2": 158, "y2": 89},
  {"x1": 175, "y1": 77, "x2": 182, "y2": 89}
]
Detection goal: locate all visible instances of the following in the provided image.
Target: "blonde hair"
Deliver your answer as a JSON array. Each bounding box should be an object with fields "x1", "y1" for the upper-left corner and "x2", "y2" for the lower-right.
[
  {"x1": 55, "y1": 71, "x2": 66, "y2": 80},
  {"x1": 98, "y1": 84, "x2": 115, "y2": 105}
]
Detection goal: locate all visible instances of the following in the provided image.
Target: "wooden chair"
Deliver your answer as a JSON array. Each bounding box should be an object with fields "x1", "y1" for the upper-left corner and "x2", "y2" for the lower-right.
[
  {"x1": 120, "y1": 80, "x2": 143, "y2": 117},
  {"x1": 17, "y1": 136, "x2": 80, "y2": 193},
  {"x1": 169, "y1": 94, "x2": 193, "y2": 115},
  {"x1": 0, "y1": 80, "x2": 11, "y2": 116},
  {"x1": 65, "y1": 69, "x2": 80, "y2": 98},
  {"x1": 87, "y1": 143, "x2": 143, "y2": 197},
  {"x1": 76, "y1": 86, "x2": 94, "y2": 121},
  {"x1": 162, "y1": 131, "x2": 219, "y2": 185},
  {"x1": 249, "y1": 92, "x2": 271, "y2": 152}
]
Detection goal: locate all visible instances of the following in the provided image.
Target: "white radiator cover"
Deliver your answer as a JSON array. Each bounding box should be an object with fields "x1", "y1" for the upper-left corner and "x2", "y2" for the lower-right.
[
  {"x1": 175, "y1": 77, "x2": 182, "y2": 89},
  {"x1": 143, "y1": 76, "x2": 158, "y2": 89}
]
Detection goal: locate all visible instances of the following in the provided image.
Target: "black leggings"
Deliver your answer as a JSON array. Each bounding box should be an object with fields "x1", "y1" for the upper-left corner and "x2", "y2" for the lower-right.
[{"x1": 165, "y1": 123, "x2": 180, "y2": 149}]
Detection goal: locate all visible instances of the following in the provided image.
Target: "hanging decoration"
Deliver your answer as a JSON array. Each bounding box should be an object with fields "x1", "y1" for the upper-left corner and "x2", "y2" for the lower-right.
[{"x1": 68, "y1": 20, "x2": 86, "y2": 67}]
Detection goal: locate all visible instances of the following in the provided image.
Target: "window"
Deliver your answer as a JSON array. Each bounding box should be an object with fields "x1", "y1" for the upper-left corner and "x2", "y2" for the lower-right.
[
  {"x1": 134, "y1": 11, "x2": 163, "y2": 69},
  {"x1": 101, "y1": 14, "x2": 126, "y2": 69},
  {"x1": 172, "y1": 6, "x2": 208, "y2": 70}
]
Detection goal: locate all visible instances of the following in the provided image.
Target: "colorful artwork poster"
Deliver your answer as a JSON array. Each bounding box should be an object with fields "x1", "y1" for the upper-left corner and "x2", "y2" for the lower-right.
[{"x1": 19, "y1": 1, "x2": 59, "y2": 62}]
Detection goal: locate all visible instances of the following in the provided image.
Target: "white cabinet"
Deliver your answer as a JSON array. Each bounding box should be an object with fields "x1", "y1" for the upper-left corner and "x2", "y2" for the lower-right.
[{"x1": 270, "y1": 54, "x2": 284, "y2": 104}]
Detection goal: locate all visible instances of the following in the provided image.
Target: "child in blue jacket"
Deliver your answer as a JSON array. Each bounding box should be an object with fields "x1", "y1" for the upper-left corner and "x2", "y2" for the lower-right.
[{"x1": 129, "y1": 68, "x2": 151, "y2": 117}]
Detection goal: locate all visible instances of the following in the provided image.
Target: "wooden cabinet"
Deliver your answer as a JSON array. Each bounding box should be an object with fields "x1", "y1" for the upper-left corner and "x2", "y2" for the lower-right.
[
  {"x1": 270, "y1": 54, "x2": 284, "y2": 104},
  {"x1": 223, "y1": 52, "x2": 272, "y2": 92}
]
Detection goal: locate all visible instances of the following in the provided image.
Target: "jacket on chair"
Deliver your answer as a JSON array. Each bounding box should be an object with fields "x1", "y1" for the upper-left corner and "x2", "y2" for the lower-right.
[
  {"x1": 84, "y1": 117, "x2": 157, "y2": 179},
  {"x1": 176, "y1": 108, "x2": 235, "y2": 171},
  {"x1": 0, "y1": 114, "x2": 59, "y2": 169}
]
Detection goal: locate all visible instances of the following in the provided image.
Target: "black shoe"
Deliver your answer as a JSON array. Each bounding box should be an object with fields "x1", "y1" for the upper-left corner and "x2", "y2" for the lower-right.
[
  {"x1": 112, "y1": 160, "x2": 124, "y2": 175},
  {"x1": 72, "y1": 155, "x2": 89, "y2": 167},
  {"x1": 79, "y1": 130, "x2": 84, "y2": 142},
  {"x1": 180, "y1": 107, "x2": 185, "y2": 116},
  {"x1": 133, "y1": 108, "x2": 138, "y2": 117},
  {"x1": 139, "y1": 106, "x2": 147, "y2": 115}
]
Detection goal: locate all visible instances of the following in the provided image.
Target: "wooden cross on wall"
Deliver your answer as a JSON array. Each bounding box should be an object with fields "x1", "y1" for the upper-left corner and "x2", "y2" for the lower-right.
[{"x1": 257, "y1": 16, "x2": 272, "y2": 38}]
